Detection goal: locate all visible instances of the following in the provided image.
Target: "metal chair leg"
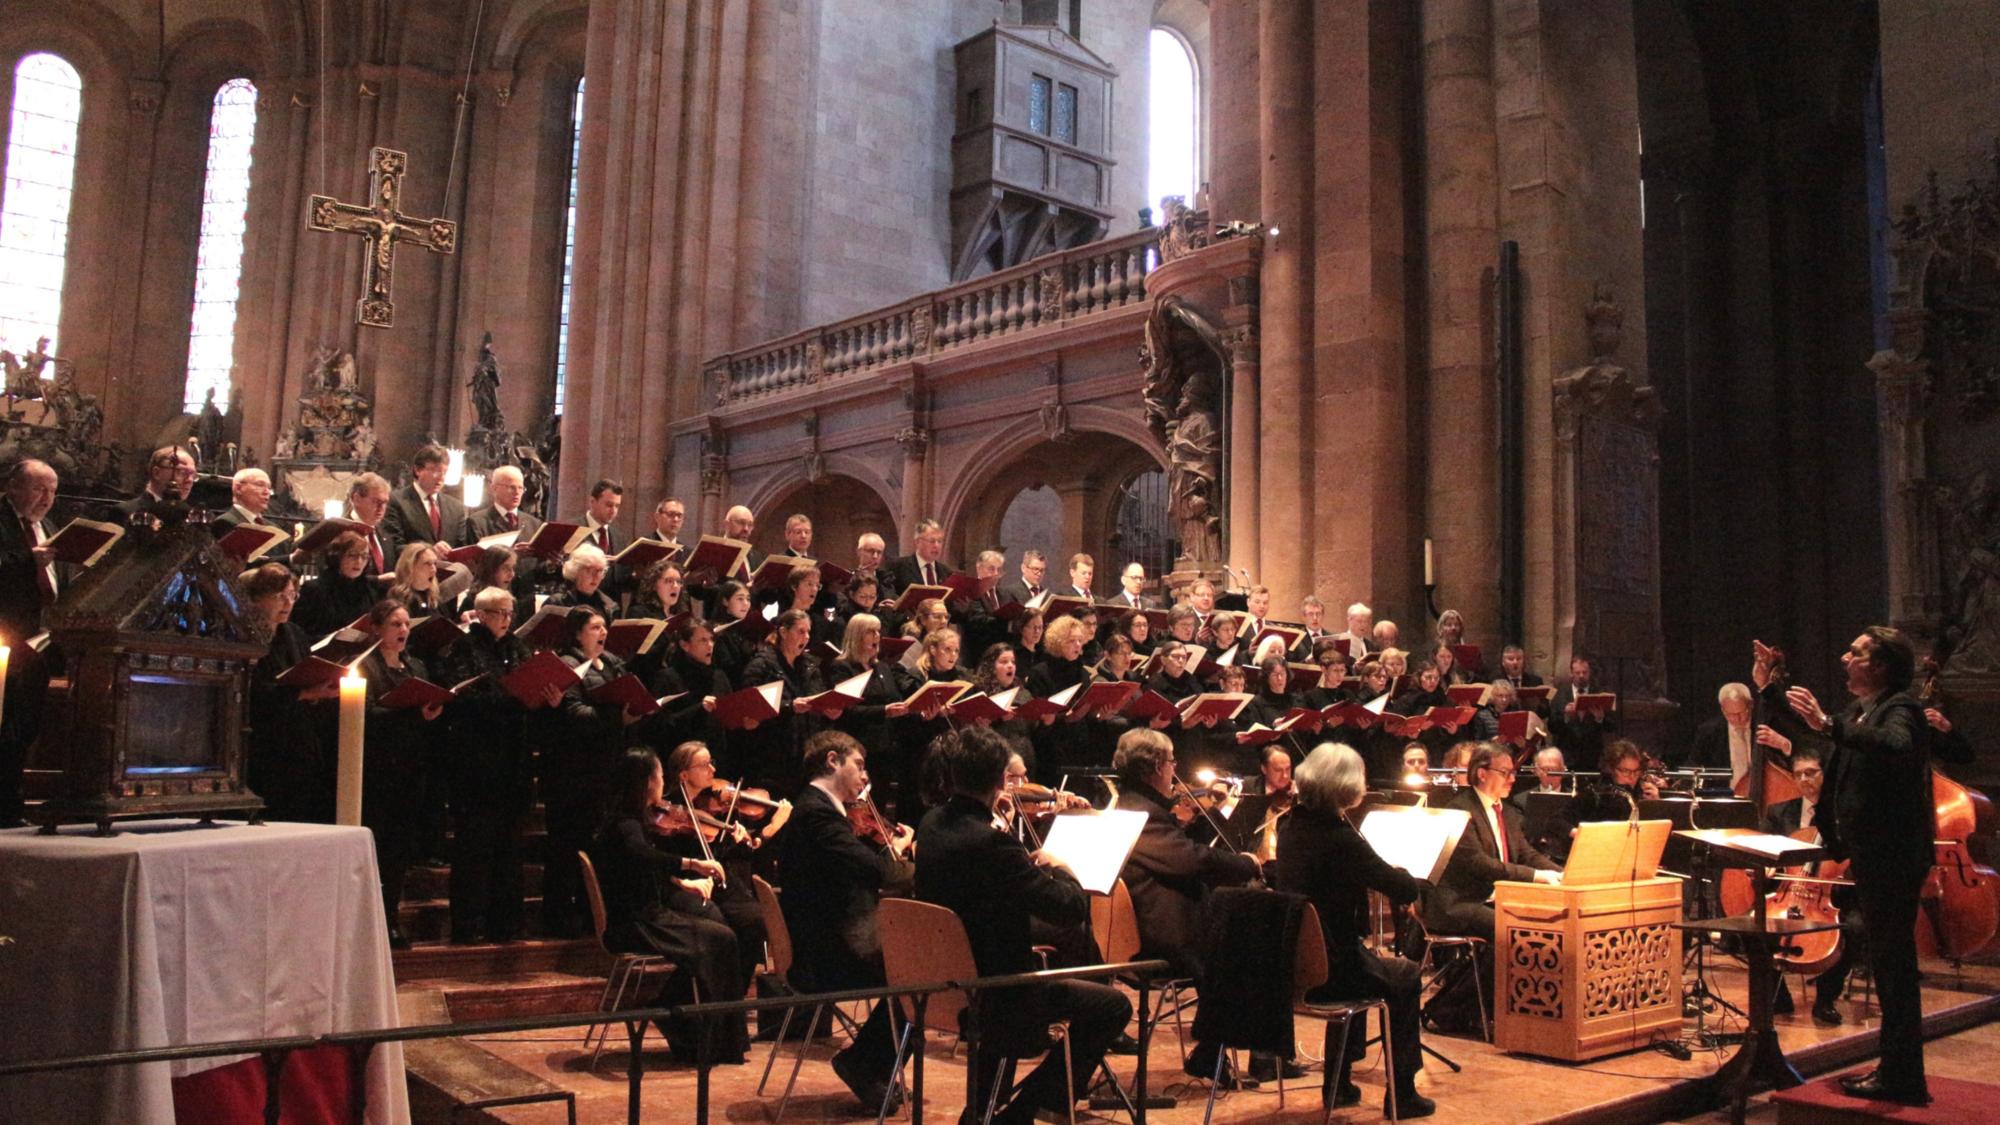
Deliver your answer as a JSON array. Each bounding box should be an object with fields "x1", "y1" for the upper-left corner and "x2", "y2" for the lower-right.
[
  {"x1": 756, "y1": 1005, "x2": 798, "y2": 1094},
  {"x1": 1471, "y1": 946, "x2": 1492, "y2": 1043},
  {"x1": 776, "y1": 1001, "x2": 823, "y2": 1123},
  {"x1": 583, "y1": 957, "x2": 623, "y2": 1053},
  {"x1": 1062, "y1": 1031, "x2": 1076, "y2": 1125},
  {"x1": 1326, "y1": 1015, "x2": 1356, "y2": 1125},
  {"x1": 588, "y1": 960, "x2": 635, "y2": 1069},
  {"x1": 1201, "y1": 1048, "x2": 1227, "y2": 1125},
  {"x1": 1380, "y1": 1003, "x2": 1398, "y2": 1122},
  {"x1": 875, "y1": 1015, "x2": 917, "y2": 1125}
]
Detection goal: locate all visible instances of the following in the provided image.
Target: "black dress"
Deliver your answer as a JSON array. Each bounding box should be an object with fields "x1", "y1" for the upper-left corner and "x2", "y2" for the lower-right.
[
  {"x1": 293, "y1": 570, "x2": 377, "y2": 637},
  {"x1": 589, "y1": 813, "x2": 749, "y2": 1061},
  {"x1": 1026, "y1": 656, "x2": 1095, "y2": 778},
  {"x1": 735, "y1": 646, "x2": 826, "y2": 793},
  {"x1": 245, "y1": 619, "x2": 332, "y2": 822},
  {"x1": 638, "y1": 650, "x2": 733, "y2": 769},
  {"x1": 537, "y1": 648, "x2": 632, "y2": 936},
  {"x1": 360, "y1": 649, "x2": 437, "y2": 933},
  {"x1": 440, "y1": 626, "x2": 537, "y2": 942},
  {"x1": 549, "y1": 582, "x2": 620, "y2": 622},
  {"x1": 1275, "y1": 804, "x2": 1424, "y2": 1092}
]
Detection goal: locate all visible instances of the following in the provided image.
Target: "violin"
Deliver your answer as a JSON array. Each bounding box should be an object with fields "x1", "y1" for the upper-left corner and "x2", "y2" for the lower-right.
[
  {"x1": 647, "y1": 801, "x2": 732, "y2": 845},
  {"x1": 688, "y1": 778, "x2": 792, "y2": 841},
  {"x1": 846, "y1": 784, "x2": 907, "y2": 857}
]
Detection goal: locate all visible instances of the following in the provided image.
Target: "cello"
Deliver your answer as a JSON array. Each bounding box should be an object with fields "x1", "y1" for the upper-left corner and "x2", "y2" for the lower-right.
[{"x1": 1913, "y1": 658, "x2": 2000, "y2": 960}]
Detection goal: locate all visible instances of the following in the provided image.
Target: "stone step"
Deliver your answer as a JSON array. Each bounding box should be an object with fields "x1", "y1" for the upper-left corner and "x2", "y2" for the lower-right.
[
  {"x1": 398, "y1": 989, "x2": 576, "y2": 1125},
  {"x1": 402, "y1": 861, "x2": 544, "y2": 902},
  {"x1": 407, "y1": 971, "x2": 614, "y2": 1024},
  {"x1": 395, "y1": 936, "x2": 607, "y2": 983},
  {"x1": 396, "y1": 895, "x2": 547, "y2": 944}
]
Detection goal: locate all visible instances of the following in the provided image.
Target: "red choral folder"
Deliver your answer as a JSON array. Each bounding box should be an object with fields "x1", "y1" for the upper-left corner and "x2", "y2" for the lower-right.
[
  {"x1": 1286, "y1": 662, "x2": 1324, "y2": 691},
  {"x1": 713, "y1": 681, "x2": 785, "y2": 730},
  {"x1": 890, "y1": 583, "x2": 952, "y2": 614},
  {"x1": 587, "y1": 673, "x2": 685, "y2": 717},
  {"x1": 1496, "y1": 709, "x2": 1549, "y2": 748},
  {"x1": 405, "y1": 615, "x2": 466, "y2": 658},
  {"x1": 609, "y1": 538, "x2": 681, "y2": 571},
  {"x1": 1179, "y1": 692, "x2": 1252, "y2": 724},
  {"x1": 1067, "y1": 680, "x2": 1141, "y2": 720},
  {"x1": 940, "y1": 572, "x2": 996, "y2": 604},
  {"x1": 215, "y1": 522, "x2": 288, "y2": 563},
  {"x1": 498, "y1": 650, "x2": 582, "y2": 707},
  {"x1": 817, "y1": 560, "x2": 855, "y2": 592},
  {"x1": 748, "y1": 555, "x2": 816, "y2": 592},
  {"x1": 1424, "y1": 705, "x2": 1479, "y2": 730},
  {"x1": 1320, "y1": 701, "x2": 1383, "y2": 730},
  {"x1": 799, "y1": 670, "x2": 871, "y2": 718},
  {"x1": 1123, "y1": 689, "x2": 1182, "y2": 726},
  {"x1": 946, "y1": 690, "x2": 1013, "y2": 724},
  {"x1": 275, "y1": 629, "x2": 380, "y2": 688},
  {"x1": 680, "y1": 535, "x2": 752, "y2": 579},
  {"x1": 1235, "y1": 724, "x2": 1289, "y2": 747},
  {"x1": 1572, "y1": 692, "x2": 1618, "y2": 719},
  {"x1": 519, "y1": 521, "x2": 591, "y2": 559},
  {"x1": 377, "y1": 674, "x2": 485, "y2": 710},
  {"x1": 1451, "y1": 644, "x2": 1485, "y2": 674},
  {"x1": 902, "y1": 679, "x2": 972, "y2": 715},
  {"x1": 1446, "y1": 683, "x2": 1492, "y2": 708},
  {"x1": 513, "y1": 605, "x2": 572, "y2": 650},
  {"x1": 1279, "y1": 706, "x2": 1326, "y2": 734},
  {"x1": 1517, "y1": 684, "x2": 1556, "y2": 706},
  {"x1": 605, "y1": 616, "x2": 685, "y2": 660},
  {"x1": 293, "y1": 518, "x2": 373, "y2": 555},
  {"x1": 1012, "y1": 682, "x2": 1081, "y2": 723}
]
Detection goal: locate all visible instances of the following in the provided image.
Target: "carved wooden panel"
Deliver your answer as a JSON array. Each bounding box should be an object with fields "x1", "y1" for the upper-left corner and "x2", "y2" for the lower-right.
[
  {"x1": 1505, "y1": 927, "x2": 1565, "y2": 1020},
  {"x1": 1580, "y1": 922, "x2": 1676, "y2": 1019}
]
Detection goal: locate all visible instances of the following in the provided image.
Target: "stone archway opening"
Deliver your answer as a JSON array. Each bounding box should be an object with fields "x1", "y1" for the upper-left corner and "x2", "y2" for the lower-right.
[
  {"x1": 755, "y1": 474, "x2": 896, "y2": 562},
  {"x1": 955, "y1": 435, "x2": 1166, "y2": 579}
]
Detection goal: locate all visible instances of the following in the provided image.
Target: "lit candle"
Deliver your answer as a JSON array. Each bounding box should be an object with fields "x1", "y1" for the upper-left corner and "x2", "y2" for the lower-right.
[
  {"x1": 1423, "y1": 538, "x2": 1434, "y2": 586},
  {"x1": 0, "y1": 644, "x2": 10, "y2": 732},
  {"x1": 444, "y1": 448, "x2": 465, "y2": 487},
  {"x1": 323, "y1": 498, "x2": 344, "y2": 520},
  {"x1": 461, "y1": 472, "x2": 485, "y2": 510},
  {"x1": 336, "y1": 669, "x2": 366, "y2": 826}
]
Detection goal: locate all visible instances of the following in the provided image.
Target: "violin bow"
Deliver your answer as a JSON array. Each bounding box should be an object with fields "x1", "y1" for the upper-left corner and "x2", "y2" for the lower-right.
[{"x1": 679, "y1": 780, "x2": 727, "y2": 889}]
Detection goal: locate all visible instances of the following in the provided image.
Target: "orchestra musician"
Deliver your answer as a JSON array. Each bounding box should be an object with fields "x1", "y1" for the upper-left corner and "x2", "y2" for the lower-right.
[
  {"x1": 1564, "y1": 739, "x2": 1661, "y2": 827},
  {"x1": 1222, "y1": 744, "x2": 1296, "y2": 882},
  {"x1": 589, "y1": 748, "x2": 743, "y2": 1065},
  {"x1": 1681, "y1": 682, "x2": 1755, "y2": 786},
  {"x1": 1785, "y1": 627, "x2": 1933, "y2": 1105},
  {"x1": 656, "y1": 741, "x2": 768, "y2": 1000},
  {"x1": 914, "y1": 725, "x2": 1130, "y2": 1125},
  {"x1": 1109, "y1": 729, "x2": 1265, "y2": 1087},
  {"x1": 1277, "y1": 742, "x2": 1436, "y2": 1118},
  {"x1": 1755, "y1": 745, "x2": 1848, "y2": 1026},
  {"x1": 776, "y1": 731, "x2": 914, "y2": 1113}
]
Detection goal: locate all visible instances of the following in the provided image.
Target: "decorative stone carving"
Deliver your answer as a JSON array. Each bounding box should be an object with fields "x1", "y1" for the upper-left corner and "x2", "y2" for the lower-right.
[
  {"x1": 469, "y1": 332, "x2": 505, "y2": 434},
  {"x1": 1940, "y1": 475, "x2": 2000, "y2": 674},
  {"x1": 1155, "y1": 196, "x2": 1212, "y2": 265},
  {"x1": 276, "y1": 346, "x2": 377, "y2": 465},
  {"x1": 1038, "y1": 400, "x2": 1073, "y2": 444},
  {"x1": 895, "y1": 425, "x2": 932, "y2": 461},
  {"x1": 909, "y1": 305, "x2": 934, "y2": 353},
  {"x1": 1, "y1": 335, "x2": 55, "y2": 398},
  {"x1": 127, "y1": 81, "x2": 164, "y2": 115},
  {"x1": 1141, "y1": 295, "x2": 1229, "y2": 566},
  {"x1": 1038, "y1": 268, "x2": 1064, "y2": 323}
]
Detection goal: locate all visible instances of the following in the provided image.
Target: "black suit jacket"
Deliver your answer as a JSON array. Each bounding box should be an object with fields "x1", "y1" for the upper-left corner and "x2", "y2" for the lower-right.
[
  {"x1": 1550, "y1": 680, "x2": 1620, "y2": 762},
  {"x1": 1425, "y1": 787, "x2": 1560, "y2": 933},
  {"x1": 0, "y1": 502, "x2": 62, "y2": 644},
  {"x1": 885, "y1": 554, "x2": 954, "y2": 597},
  {"x1": 1682, "y1": 715, "x2": 1735, "y2": 773},
  {"x1": 914, "y1": 793, "x2": 1090, "y2": 978},
  {"x1": 468, "y1": 504, "x2": 545, "y2": 598},
  {"x1": 1105, "y1": 590, "x2": 1158, "y2": 613},
  {"x1": 1759, "y1": 796, "x2": 1822, "y2": 837},
  {"x1": 776, "y1": 784, "x2": 914, "y2": 989},
  {"x1": 209, "y1": 506, "x2": 294, "y2": 560},
  {"x1": 1114, "y1": 784, "x2": 1260, "y2": 977},
  {"x1": 993, "y1": 577, "x2": 1042, "y2": 608},
  {"x1": 1821, "y1": 691, "x2": 1934, "y2": 878},
  {"x1": 382, "y1": 484, "x2": 469, "y2": 559}
]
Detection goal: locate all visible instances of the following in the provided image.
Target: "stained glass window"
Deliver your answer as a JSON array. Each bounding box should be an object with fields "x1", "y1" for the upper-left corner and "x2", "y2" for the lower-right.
[
  {"x1": 1055, "y1": 83, "x2": 1078, "y2": 145},
  {"x1": 554, "y1": 76, "x2": 584, "y2": 416},
  {"x1": 0, "y1": 53, "x2": 83, "y2": 361},
  {"x1": 1147, "y1": 29, "x2": 1198, "y2": 215},
  {"x1": 184, "y1": 78, "x2": 258, "y2": 412},
  {"x1": 1028, "y1": 75, "x2": 1051, "y2": 135}
]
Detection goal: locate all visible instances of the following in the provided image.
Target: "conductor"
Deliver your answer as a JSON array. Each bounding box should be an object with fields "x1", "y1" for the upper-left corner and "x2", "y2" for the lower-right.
[{"x1": 1784, "y1": 627, "x2": 1932, "y2": 1106}]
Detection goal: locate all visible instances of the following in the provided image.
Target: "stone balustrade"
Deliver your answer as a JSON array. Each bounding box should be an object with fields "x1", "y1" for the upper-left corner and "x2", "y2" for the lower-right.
[{"x1": 704, "y1": 219, "x2": 1188, "y2": 405}]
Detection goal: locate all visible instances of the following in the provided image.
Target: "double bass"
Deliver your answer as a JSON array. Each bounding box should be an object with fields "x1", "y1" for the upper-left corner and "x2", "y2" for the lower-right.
[
  {"x1": 1914, "y1": 658, "x2": 2000, "y2": 960},
  {"x1": 1734, "y1": 641, "x2": 1800, "y2": 807}
]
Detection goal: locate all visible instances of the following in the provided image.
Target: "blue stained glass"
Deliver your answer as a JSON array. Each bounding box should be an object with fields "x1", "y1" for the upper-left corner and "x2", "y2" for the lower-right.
[
  {"x1": 1055, "y1": 84, "x2": 1077, "y2": 145},
  {"x1": 184, "y1": 78, "x2": 258, "y2": 412},
  {"x1": 0, "y1": 53, "x2": 82, "y2": 360},
  {"x1": 1028, "y1": 76, "x2": 1050, "y2": 135}
]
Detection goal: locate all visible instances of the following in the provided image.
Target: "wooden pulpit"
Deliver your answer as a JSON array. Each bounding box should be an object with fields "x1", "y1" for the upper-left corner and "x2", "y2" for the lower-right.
[{"x1": 1492, "y1": 820, "x2": 1684, "y2": 1060}]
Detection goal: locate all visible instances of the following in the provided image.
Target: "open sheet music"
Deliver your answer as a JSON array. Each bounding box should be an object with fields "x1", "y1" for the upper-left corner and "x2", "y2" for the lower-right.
[
  {"x1": 1036, "y1": 808, "x2": 1147, "y2": 895},
  {"x1": 1357, "y1": 805, "x2": 1471, "y2": 884}
]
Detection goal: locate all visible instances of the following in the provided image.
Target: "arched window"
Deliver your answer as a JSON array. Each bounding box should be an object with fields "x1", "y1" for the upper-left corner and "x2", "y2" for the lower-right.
[
  {"x1": 553, "y1": 76, "x2": 584, "y2": 416},
  {"x1": 1146, "y1": 28, "x2": 1198, "y2": 216},
  {"x1": 0, "y1": 53, "x2": 83, "y2": 360},
  {"x1": 185, "y1": 78, "x2": 258, "y2": 412}
]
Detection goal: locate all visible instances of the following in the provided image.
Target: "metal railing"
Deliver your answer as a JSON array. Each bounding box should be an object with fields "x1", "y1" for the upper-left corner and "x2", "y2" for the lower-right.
[{"x1": 0, "y1": 958, "x2": 1172, "y2": 1125}]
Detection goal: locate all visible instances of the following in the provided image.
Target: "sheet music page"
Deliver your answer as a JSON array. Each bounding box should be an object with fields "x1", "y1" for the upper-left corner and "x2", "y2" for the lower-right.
[
  {"x1": 1358, "y1": 806, "x2": 1471, "y2": 884},
  {"x1": 1037, "y1": 809, "x2": 1148, "y2": 895},
  {"x1": 1728, "y1": 832, "x2": 1821, "y2": 860}
]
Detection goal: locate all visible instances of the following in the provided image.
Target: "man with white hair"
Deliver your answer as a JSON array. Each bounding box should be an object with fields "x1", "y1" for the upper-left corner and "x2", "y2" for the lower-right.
[
  {"x1": 470, "y1": 464, "x2": 544, "y2": 595},
  {"x1": 1686, "y1": 681, "x2": 1756, "y2": 787},
  {"x1": 211, "y1": 467, "x2": 291, "y2": 556},
  {"x1": 1335, "y1": 601, "x2": 1373, "y2": 660}
]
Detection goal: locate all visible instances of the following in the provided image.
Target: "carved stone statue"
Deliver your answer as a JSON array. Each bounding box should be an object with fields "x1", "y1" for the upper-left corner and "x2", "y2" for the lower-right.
[
  {"x1": 2, "y1": 336, "x2": 55, "y2": 399},
  {"x1": 469, "y1": 331, "x2": 504, "y2": 433},
  {"x1": 1140, "y1": 295, "x2": 1229, "y2": 564},
  {"x1": 191, "y1": 387, "x2": 226, "y2": 467},
  {"x1": 276, "y1": 345, "x2": 376, "y2": 465},
  {"x1": 1941, "y1": 472, "x2": 2000, "y2": 674}
]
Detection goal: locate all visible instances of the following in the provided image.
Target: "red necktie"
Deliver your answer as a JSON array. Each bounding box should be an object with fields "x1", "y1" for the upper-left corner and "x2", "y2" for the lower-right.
[
  {"x1": 24, "y1": 518, "x2": 54, "y2": 604},
  {"x1": 427, "y1": 493, "x2": 442, "y2": 540},
  {"x1": 598, "y1": 526, "x2": 611, "y2": 551},
  {"x1": 369, "y1": 531, "x2": 385, "y2": 573},
  {"x1": 506, "y1": 511, "x2": 519, "y2": 530}
]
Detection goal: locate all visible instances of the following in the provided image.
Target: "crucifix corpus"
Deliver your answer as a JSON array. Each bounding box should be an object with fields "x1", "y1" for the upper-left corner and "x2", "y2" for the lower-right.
[{"x1": 308, "y1": 146, "x2": 457, "y2": 328}]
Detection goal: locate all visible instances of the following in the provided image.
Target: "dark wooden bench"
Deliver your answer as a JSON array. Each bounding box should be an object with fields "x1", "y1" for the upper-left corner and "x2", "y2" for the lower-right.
[{"x1": 399, "y1": 990, "x2": 577, "y2": 1125}]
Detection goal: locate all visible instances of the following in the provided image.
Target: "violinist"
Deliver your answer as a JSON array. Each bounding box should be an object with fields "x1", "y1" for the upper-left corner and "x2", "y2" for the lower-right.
[
  {"x1": 1108, "y1": 729, "x2": 1263, "y2": 1088},
  {"x1": 1276, "y1": 743, "x2": 1435, "y2": 1118},
  {"x1": 1784, "y1": 627, "x2": 1932, "y2": 1105},
  {"x1": 657, "y1": 741, "x2": 768, "y2": 1013},
  {"x1": 997, "y1": 748, "x2": 1091, "y2": 847},
  {"x1": 775, "y1": 732, "x2": 914, "y2": 1113},
  {"x1": 1757, "y1": 746, "x2": 1848, "y2": 1026},
  {"x1": 1223, "y1": 744, "x2": 1296, "y2": 883},
  {"x1": 589, "y1": 749, "x2": 744, "y2": 1065},
  {"x1": 1563, "y1": 739, "x2": 1660, "y2": 828}
]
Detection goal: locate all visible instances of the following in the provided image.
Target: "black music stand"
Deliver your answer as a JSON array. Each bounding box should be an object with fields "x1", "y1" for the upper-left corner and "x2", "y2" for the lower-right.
[{"x1": 1673, "y1": 829, "x2": 1835, "y2": 1125}]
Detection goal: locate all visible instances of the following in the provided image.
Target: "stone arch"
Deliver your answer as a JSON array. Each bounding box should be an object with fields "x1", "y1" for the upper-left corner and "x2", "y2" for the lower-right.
[
  {"x1": 941, "y1": 407, "x2": 1167, "y2": 571},
  {"x1": 746, "y1": 464, "x2": 900, "y2": 563},
  {"x1": 490, "y1": 0, "x2": 590, "y2": 74}
]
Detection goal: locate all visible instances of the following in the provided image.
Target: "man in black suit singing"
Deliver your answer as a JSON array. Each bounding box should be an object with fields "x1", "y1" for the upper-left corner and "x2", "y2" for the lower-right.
[
  {"x1": 0, "y1": 458, "x2": 64, "y2": 825},
  {"x1": 115, "y1": 445, "x2": 196, "y2": 521},
  {"x1": 992, "y1": 548, "x2": 1047, "y2": 608},
  {"x1": 381, "y1": 443, "x2": 469, "y2": 559},
  {"x1": 883, "y1": 517, "x2": 953, "y2": 596},
  {"x1": 468, "y1": 465, "x2": 543, "y2": 604},
  {"x1": 1786, "y1": 627, "x2": 1934, "y2": 1105},
  {"x1": 210, "y1": 467, "x2": 292, "y2": 558}
]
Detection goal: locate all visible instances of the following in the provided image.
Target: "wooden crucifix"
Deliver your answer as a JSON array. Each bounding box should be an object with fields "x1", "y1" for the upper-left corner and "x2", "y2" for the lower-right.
[{"x1": 307, "y1": 146, "x2": 457, "y2": 328}]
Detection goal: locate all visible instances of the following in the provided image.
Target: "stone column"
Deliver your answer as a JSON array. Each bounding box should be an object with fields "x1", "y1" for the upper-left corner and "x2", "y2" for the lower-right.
[
  {"x1": 1868, "y1": 293, "x2": 1942, "y2": 634},
  {"x1": 1224, "y1": 325, "x2": 1260, "y2": 581},
  {"x1": 1253, "y1": 0, "x2": 1313, "y2": 603},
  {"x1": 1422, "y1": 0, "x2": 1502, "y2": 647},
  {"x1": 895, "y1": 424, "x2": 931, "y2": 544}
]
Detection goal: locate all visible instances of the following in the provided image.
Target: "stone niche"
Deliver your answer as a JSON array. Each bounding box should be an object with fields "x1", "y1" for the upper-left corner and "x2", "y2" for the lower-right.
[{"x1": 951, "y1": 23, "x2": 1116, "y2": 280}]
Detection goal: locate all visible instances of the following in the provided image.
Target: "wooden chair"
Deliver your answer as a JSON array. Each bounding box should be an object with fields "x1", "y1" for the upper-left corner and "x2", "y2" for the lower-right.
[
  {"x1": 875, "y1": 897, "x2": 1074, "y2": 1125},
  {"x1": 576, "y1": 850, "x2": 684, "y2": 1072},
  {"x1": 1290, "y1": 905, "x2": 1400, "y2": 1124},
  {"x1": 1098, "y1": 878, "x2": 1195, "y2": 1056},
  {"x1": 750, "y1": 875, "x2": 859, "y2": 1122}
]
